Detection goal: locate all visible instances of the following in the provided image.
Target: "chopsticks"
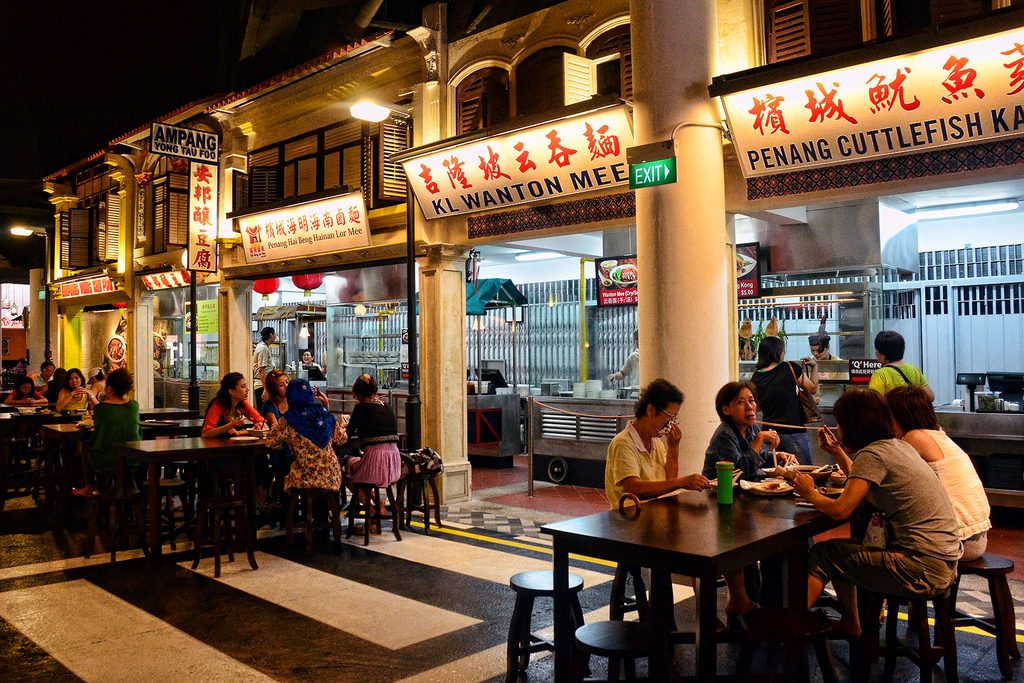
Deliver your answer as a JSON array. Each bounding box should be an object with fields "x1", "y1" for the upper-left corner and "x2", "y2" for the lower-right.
[{"x1": 757, "y1": 420, "x2": 830, "y2": 431}]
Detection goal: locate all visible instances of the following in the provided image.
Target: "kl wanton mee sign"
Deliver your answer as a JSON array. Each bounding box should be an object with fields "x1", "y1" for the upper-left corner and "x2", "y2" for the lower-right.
[
  {"x1": 236, "y1": 191, "x2": 370, "y2": 264},
  {"x1": 720, "y1": 25, "x2": 1024, "y2": 177},
  {"x1": 402, "y1": 105, "x2": 634, "y2": 219}
]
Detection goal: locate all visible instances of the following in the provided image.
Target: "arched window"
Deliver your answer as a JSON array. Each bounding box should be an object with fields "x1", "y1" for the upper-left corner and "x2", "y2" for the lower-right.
[
  {"x1": 515, "y1": 46, "x2": 572, "y2": 118},
  {"x1": 585, "y1": 25, "x2": 632, "y2": 101},
  {"x1": 456, "y1": 67, "x2": 509, "y2": 135}
]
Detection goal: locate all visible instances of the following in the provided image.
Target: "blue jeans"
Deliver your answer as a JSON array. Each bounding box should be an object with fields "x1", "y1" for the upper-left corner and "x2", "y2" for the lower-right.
[{"x1": 779, "y1": 431, "x2": 812, "y2": 465}]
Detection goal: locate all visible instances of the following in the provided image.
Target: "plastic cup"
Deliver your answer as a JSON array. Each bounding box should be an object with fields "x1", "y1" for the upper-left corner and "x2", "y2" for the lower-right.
[{"x1": 716, "y1": 461, "x2": 734, "y2": 505}]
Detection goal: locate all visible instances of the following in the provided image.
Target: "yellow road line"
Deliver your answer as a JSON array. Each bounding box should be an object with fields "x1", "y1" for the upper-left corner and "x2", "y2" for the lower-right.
[{"x1": 887, "y1": 610, "x2": 1024, "y2": 643}]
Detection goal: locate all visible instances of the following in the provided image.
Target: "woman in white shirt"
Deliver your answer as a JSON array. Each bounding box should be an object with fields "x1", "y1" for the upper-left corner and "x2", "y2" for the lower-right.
[{"x1": 887, "y1": 385, "x2": 991, "y2": 561}]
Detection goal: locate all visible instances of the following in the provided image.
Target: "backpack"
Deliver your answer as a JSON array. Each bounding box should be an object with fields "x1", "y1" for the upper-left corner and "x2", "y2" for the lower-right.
[{"x1": 401, "y1": 447, "x2": 444, "y2": 477}]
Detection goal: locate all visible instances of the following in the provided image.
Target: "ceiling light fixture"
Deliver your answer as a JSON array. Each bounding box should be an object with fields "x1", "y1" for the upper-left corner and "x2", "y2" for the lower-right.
[
  {"x1": 514, "y1": 251, "x2": 565, "y2": 262},
  {"x1": 10, "y1": 226, "x2": 41, "y2": 237},
  {"x1": 350, "y1": 100, "x2": 391, "y2": 122},
  {"x1": 915, "y1": 200, "x2": 1019, "y2": 221}
]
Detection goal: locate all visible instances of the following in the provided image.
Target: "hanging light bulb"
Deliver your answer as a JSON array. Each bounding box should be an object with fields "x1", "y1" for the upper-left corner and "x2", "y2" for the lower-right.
[{"x1": 299, "y1": 323, "x2": 310, "y2": 339}]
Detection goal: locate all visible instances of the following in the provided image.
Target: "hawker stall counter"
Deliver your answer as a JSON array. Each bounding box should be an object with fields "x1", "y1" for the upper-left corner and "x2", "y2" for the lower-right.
[
  {"x1": 935, "y1": 409, "x2": 1024, "y2": 509},
  {"x1": 467, "y1": 393, "x2": 522, "y2": 467}
]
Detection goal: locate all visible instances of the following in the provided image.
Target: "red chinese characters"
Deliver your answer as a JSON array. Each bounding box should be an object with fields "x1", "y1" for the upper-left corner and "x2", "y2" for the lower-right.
[
  {"x1": 804, "y1": 82, "x2": 858, "y2": 124},
  {"x1": 941, "y1": 55, "x2": 985, "y2": 103},
  {"x1": 866, "y1": 68, "x2": 920, "y2": 114},
  {"x1": 748, "y1": 94, "x2": 789, "y2": 135},
  {"x1": 443, "y1": 155, "x2": 472, "y2": 189},
  {"x1": 418, "y1": 164, "x2": 440, "y2": 194},
  {"x1": 1002, "y1": 42, "x2": 1024, "y2": 96},
  {"x1": 513, "y1": 141, "x2": 536, "y2": 173},
  {"x1": 583, "y1": 123, "x2": 620, "y2": 160},
  {"x1": 477, "y1": 145, "x2": 511, "y2": 180},
  {"x1": 545, "y1": 130, "x2": 577, "y2": 167}
]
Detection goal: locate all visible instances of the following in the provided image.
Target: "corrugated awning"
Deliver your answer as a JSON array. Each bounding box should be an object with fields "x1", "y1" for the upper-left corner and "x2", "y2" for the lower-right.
[{"x1": 466, "y1": 278, "x2": 526, "y2": 316}]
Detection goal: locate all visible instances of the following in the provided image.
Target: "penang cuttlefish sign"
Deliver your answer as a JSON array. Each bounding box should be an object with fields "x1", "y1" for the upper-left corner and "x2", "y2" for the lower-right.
[
  {"x1": 721, "y1": 26, "x2": 1024, "y2": 178},
  {"x1": 402, "y1": 106, "x2": 634, "y2": 219},
  {"x1": 236, "y1": 192, "x2": 370, "y2": 264}
]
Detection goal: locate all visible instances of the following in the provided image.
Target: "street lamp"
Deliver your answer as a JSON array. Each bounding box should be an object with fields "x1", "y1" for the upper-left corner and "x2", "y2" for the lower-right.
[
  {"x1": 9, "y1": 226, "x2": 51, "y2": 362},
  {"x1": 350, "y1": 99, "x2": 420, "y2": 450}
]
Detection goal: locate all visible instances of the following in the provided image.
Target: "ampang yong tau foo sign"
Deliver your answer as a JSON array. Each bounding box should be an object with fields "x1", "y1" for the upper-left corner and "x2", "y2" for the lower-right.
[
  {"x1": 402, "y1": 106, "x2": 634, "y2": 219},
  {"x1": 722, "y1": 26, "x2": 1024, "y2": 178},
  {"x1": 237, "y1": 192, "x2": 370, "y2": 264}
]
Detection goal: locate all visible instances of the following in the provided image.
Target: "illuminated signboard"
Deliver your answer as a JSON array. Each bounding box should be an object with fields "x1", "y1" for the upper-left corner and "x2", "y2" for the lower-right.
[
  {"x1": 57, "y1": 275, "x2": 117, "y2": 299},
  {"x1": 721, "y1": 26, "x2": 1024, "y2": 177},
  {"x1": 402, "y1": 106, "x2": 634, "y2": 220},
  {"x1": 187, "y1": 162, "x2": 218, "y2": 273},
  {"x1": 141, "y1": 270, "x2": 191, "y2": 290},
  {"x1": 237, "y1": 191, "x2": 370, "y2": 264},
  {"x1": 596, "y1": 255, "x2": 638, "y2": 306}
]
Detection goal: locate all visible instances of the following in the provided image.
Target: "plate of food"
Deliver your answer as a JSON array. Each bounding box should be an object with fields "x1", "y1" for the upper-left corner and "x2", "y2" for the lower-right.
[
  {"x1": 736, "y1": 252, "x2": 757, "y2": 278},
  {"x1": 229, "y1": 435, "x2": 262, "y2": 442},
  {"x1": 789, "y1": 464, "x2": 834, "y2": 484},
  {"x1": 817, "y1": 487, "x2": 846, "y2": 498},
  {"x1": 609, "y1": 263, "x2": 638, "y2": 287},
  {"x1": 829, "y1": 471, "x2": 848, "y2": 485},
  {"x1": 740, "y1": 478, "x2": 794, "y2": 496}
]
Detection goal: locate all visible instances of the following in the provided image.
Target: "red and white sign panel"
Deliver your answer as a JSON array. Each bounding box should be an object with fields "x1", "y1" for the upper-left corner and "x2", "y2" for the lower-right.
[
  {"x1": 596, "y1": 255, "x2": 638, "y2": 307},
  {"x1": 57, "y1": 275, "x2": 117, "y2": 299},
  {"x1": 141, "y1": 270, "x2": 191, "y2": 290},
  {"x1": 402, "y1": 106, "x2": 634, "y2": 220},
  {"x1": 849, "y1": 358, "x2": 883, "y2": 384},
  {"x1": 736, "y1": 242, "x2": 760, "y2": 299},
  {"x1": 187, "y1": 162, "x2": 218, "y2": 273},
  {"x1": 237, "y1": 191, "x2": 370, "y2": 264},
  {"x1": 722, "y1": 26, "x2": 1024, "y2": 177}
]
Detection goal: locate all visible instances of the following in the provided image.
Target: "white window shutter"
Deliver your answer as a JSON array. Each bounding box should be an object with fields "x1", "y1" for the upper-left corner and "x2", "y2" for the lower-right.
[{"x1": 563, "y1": 53, "x2": 596, "y2": 106}]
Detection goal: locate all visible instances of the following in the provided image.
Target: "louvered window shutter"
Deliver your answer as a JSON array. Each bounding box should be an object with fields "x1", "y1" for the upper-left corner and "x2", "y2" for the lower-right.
[
  {"x1": 767, "y1": 0, "x2": 810, "y2": 63},
  {"x1": 378, "y1": 119, "x2": 410, "y2": 201},
  {"x1": 457, "y1": 75, "x2": 485, "y2": 135},
  {"x1": 100, "y1": 191, "x2": 121, "y2": 262},
  {"x1": 233, "y1": 171, "x2": 249, "y2": 210},
  {"x1": 167, "y1": 173, "x2": 189, "y2": 246},
  {"x1": 61, "y1": 209, "x2": 90, "y2": 269},
  {"x1": 620, "y1": 50, "x2": 633, "y2": 101},
  {"x1": 250, "y1": 167, "x2": 279, "y2": 206},
  {"x1": 515, "y1": 48, "x2": 571, "y2": 118},
  {"x1": 930, "y1": 0, "x2": 986, "y2": 23},
  {"x1": 564, "y1": 53, "x2": 597, "y2": 106},
  {"x1": 808, "y1": 0, "x2": 862, "y2": 54},
  {"x1": 877, "y1": 0, "x2": 895, "y2": 37}
]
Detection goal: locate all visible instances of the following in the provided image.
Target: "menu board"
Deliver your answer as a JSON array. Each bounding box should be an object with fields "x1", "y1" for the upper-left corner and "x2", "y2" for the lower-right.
[
  {"x1": 596, "y1": 255, "x2": 638, "y2": 306},
  {"x1": 736, "y1": 242, "x2": 761, "y2": 299},
  {"x1": 849, "y1": 358, "x2": 882, "y2": 384}
]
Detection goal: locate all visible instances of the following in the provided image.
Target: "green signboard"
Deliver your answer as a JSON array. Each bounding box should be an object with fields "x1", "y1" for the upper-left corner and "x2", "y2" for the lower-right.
[
  {"x1": 629, "y1": 157, "x2": 677, "y2": 189},
  {"x1": 196, "y1": 299, "x2": 218, "y2": 335}
]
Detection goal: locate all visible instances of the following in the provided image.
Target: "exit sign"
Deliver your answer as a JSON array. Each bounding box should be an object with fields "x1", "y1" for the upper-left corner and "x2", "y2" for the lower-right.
[{"x1": 629, "y1": 157, "x2": 677, "y2": 189}]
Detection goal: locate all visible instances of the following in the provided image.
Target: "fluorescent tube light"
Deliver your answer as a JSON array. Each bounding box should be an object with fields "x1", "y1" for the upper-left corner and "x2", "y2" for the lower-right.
[
  {"x1": 916, "y1": 200, "x2": 1019, "y2": 220},
  {"x1": 514, "y1": 251, "x2": 565, "y2": 262}
]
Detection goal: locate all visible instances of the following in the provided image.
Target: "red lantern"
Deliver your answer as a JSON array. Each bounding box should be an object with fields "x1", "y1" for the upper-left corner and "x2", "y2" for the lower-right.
[
  {"x1": 291, "y1": 273, "x2": 324, "y2": 297},
  {"x1": 253, "y1": 278, "x2": 280, "y2": 302}
]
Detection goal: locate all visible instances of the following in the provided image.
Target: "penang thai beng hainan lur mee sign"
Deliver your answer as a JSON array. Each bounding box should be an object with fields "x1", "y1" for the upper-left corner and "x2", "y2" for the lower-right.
[
  {"x1": 236, "y1": 192, "x2": 370, "y2": 264},
  {"x1": 402, "y1": 106, "x2": 634, "y2": 219},
  {"x1": 721, "y1": 26, "x2": 1024, "y2": 177}
]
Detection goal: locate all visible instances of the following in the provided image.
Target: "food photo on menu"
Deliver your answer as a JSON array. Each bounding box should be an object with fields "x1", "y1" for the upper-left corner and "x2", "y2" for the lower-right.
[{"x1": 597, "y1": 255, "x2": 639, "y2": 306}]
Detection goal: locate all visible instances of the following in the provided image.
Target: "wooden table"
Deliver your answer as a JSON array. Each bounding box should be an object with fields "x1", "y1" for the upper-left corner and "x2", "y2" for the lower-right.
[
  {"x1": 139, "y1": 407, "x2": 200, "y2": 421},
  {"x1": 0, "y1": 412, "x2": 79, "y2": 517},
  {"x1": 138, "y1": 418, "x2": 205, "y2": 439},
  {"x1": 116, "y1": 436, "x2": 267, "y2": 561},
  {"x1": 542, "y1": 491, "x2": 841, "y2": 682}
]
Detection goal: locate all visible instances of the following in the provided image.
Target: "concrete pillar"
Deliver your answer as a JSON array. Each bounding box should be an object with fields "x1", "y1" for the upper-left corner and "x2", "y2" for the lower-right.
[
  {"x1": 130, "y1": 290, "x2": 155, "y2": 409},
  {"x1": 218, "y1": 278, "x2": 254, "y2": 388},
  {"x1": 631, "y1": 0, "x2": 733, "y2": 473},
  {"x1": 27, "y1": 268, "x2": 46, "y2": 364},
  {"x1": 419, "y1": 243, "x2": 470, "y2": 502}
]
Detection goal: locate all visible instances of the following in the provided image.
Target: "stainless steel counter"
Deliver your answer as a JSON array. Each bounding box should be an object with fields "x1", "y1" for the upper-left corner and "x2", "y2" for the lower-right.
[
  {"x1": 935, "y1": 409, "x2": 1024, "y2": 508},
  {"x1": 467, "y1": 393, "x2": 523, "y2": 466}
]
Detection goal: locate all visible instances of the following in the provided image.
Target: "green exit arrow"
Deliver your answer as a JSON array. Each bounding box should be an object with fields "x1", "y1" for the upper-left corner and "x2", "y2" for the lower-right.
[{"x1": 629, "y1": 157, "x2": 677, "y2": 189}]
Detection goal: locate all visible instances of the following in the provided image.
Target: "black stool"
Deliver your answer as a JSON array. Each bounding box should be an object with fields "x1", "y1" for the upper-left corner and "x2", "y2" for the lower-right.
[
  {"x1": 398, "y1": 470, "x2": 443, "y2": 534},
  {"x1": 285, "y1": 487, "x2": 343, "y2": 552},
  {"x1": 83, "y1": 472, "x2": 148, "y2": 564},
  {"x1": 142, "y1": 477, "x2": 191, "y2": 550},
  {"x1": 859, "y1": 588, "x2": 958, "y2": 683},
  {"x1": 574, "y1": 621, "x2": 668, "y2": 682},
  {"x1": 192, "y1": 492, "x2": 258, "y2": 578},
  {"x1": 506, "y1": 570, "x2": 585, "y2": 683},
  {"x1": 951, "y1": 554, "x2": 1020, "y2": 680},
  {"x1": 346, "y1": 482, "x2": 401, "y2": 545},
  {"x1": 609, "y1": 564, "x2": 649, "y2": 621},
  {"x1": 736, "y1": 607, "x2": 837, "y2": 682}
]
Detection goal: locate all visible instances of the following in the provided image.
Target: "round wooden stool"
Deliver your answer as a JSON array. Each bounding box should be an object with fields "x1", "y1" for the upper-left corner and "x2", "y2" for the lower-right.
[
  {"x1": 951, "y1": 554, "x2": 1020, "y2": 680},
  {"x1": 285, "y1": 487, "x2": 343, "y2": 552},
  {"x1": 574, "y1": 621, "x2": 668, "y2": 682},
  {"x1": 506, "y1": 570, "x2": 585, "y2": 683},
  {"x1": 346, "y1": 483, "x2": 401, "y2": 545},
  {"x1": 858, "y1": 588, "x2": 958, "y2": 683},
  {"x1": 736, "y1": 607, "x2": 838, "y2": 682}
]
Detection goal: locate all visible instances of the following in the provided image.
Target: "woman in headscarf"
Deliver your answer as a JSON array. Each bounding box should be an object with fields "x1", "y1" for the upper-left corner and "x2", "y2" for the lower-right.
[{"x1": 265, "y1": 378, "x2": 346, "y2": 493}]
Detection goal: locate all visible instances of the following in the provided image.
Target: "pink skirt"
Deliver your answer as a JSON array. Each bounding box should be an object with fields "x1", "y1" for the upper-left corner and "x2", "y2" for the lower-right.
[{"x1": 348, "y1": 442, "x2": 402, "y2": 487}]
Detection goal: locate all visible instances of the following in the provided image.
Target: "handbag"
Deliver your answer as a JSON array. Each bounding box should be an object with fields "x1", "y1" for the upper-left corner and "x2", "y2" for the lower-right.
[
  {"x1": 788, "y1": 362, "x2": 822, "y2": 424},
  {"x1": 863, "y1": 512, "x2": 890, "y2": 549}
]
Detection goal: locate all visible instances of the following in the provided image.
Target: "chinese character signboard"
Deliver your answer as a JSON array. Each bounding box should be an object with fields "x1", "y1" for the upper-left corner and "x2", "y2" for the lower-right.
[
  {"x1": 721, "y1": 26, "x2": 1024, "y2": 177},
  {"x1": 57, "y1": 275, "x2": 117, "y2": 299},
  {"x1": 237, "y1": 192, "x2": 370, "y2": 264},
  {"x1": 188, "y1": 162, "x2": 218, "y2": 272},
  {"x1": 596, "y1": 255, "x2": 638, "y2": 307},
  {"x1": 849, "y1": 358, "x2": 882, "y2": 384},
  {"x1": 736, "y1": 242, "x2": 761, "y2": 299},
  {"x1": 141, "y1": 270, "x2": 191, "y2": 291},
  {"x1": 402, "y1": 106, "x2": 634, "y2": 219}
]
